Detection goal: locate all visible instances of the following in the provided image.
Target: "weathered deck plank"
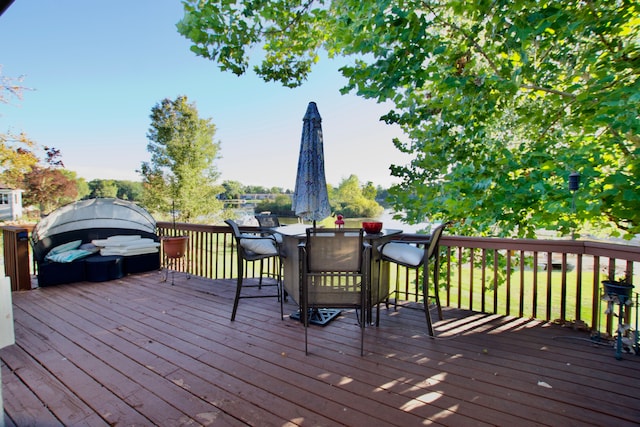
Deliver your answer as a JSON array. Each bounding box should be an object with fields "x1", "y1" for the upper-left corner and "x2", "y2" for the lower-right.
[{"x1": 3, "y1": 271, "x2": 640, "y2": 426}]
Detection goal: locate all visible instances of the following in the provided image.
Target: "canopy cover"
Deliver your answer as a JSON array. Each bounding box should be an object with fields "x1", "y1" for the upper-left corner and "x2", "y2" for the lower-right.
[{"x1": 31, "y1": 198, "x2": 157, "y2": 244}]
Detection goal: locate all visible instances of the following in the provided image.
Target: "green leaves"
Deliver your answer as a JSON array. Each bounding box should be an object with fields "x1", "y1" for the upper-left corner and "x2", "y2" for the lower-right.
[
  {"x1": 177, "y1": 0, "x2": 640, "y2": 238},
  {"x1": 141, "y1": 96, "x2": 223, "y2": 223}
]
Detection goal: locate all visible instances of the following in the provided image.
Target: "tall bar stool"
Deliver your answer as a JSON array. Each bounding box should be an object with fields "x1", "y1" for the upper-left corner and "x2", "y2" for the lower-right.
[
  {"x1": 376, "y1": 221, "x2": 450, "y2": 336},
  {"x1": 225, "y1": 219, "x2": 284, "y2": 321}
]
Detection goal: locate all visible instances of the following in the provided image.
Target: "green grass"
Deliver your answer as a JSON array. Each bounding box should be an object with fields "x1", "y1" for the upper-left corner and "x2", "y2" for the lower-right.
[{"x1": 389, "y1": 265, "x2": 638, "y2": 335}]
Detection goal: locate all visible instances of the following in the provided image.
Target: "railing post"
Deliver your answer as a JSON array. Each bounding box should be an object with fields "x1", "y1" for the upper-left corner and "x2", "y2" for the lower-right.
[{"x1": 2, "y1": 226, "x2": 31, "y2": 291}]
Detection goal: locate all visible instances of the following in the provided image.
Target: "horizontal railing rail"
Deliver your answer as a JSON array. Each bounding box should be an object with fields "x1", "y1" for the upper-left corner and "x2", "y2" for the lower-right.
[{"x1": 9, "y1": 221, "x2": 638, "y2": 337}]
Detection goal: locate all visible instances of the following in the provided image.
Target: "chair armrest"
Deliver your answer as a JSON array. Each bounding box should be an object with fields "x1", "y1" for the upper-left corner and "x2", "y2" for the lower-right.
[
  {"x1": 385, "y1": 238, "x2": 431, "y2": 246},
  {"x1": 379, "y1": 238, "x2": 430, "y2": 248},
  {"x1": 240, "y1": 233, "x2": 276, "y2": 241},
  {"x1": 257, "y1": 228, "x2": 276, "y2": 235}
]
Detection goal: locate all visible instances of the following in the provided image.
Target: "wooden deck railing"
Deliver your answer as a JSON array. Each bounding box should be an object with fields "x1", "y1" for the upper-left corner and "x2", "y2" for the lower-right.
[
  {"x1": 393, "y1": 234, "x2": 639, "y2": 337},
  {"x1": 7, "y1": 221, "x2": 638, "y2": 337},
  {"x1": 156, "y1": 222, "x2": 639, "y2": 337},
  {"x1": 156, "y1": 222, "x2": 279, "y2": 282}
]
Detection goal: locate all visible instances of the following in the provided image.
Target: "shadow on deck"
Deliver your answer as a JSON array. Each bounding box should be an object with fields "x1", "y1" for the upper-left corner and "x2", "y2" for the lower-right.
[{"x1": 2, "y1": 271, "x2": 640, "y2": 426}]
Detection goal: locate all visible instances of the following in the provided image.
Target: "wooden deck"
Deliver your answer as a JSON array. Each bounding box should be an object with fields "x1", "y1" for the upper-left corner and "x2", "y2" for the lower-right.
[{"x1": 2, "y1": 271, "x2": 639, "y2": 426}]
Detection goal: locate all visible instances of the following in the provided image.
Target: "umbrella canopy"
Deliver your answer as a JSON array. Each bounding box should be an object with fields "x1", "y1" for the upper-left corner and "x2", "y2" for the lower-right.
[{"x1": 292, "y1": 102, "x2": 331, "y2": 225}]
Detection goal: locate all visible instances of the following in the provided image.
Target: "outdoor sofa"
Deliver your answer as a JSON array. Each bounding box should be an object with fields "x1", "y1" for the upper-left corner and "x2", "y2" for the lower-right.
[{"x1": 30, "y1": 198, "x2": 161, "y2": 287}]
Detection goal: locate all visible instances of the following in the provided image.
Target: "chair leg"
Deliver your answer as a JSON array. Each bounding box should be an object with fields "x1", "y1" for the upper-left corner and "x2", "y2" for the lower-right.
[
  {"x1": 424, "y1": 301, "x2": 435, "y2": 336},
  {"x1": 304, "y1": 305, "x2": 309, "y2": 355},
  {"x1": 277, "y1": 258, "x2": 284, "y2": 320},
  {"x1": 360, "y1": 313, "x2": 365, "y2": 356},
  {"x1": 231, "y1": 269, "x2": 243, "y2": 321},
  {"x1": 361, "y1": 290, "x2": 366, "y2": 356},
  {"x1": 433, "y1": 253, "x2": 444, "y2": 321},
  {"x1": 423, "y1": 259, "x2": 435, "y2": 336},
  {"x1": 376, "y1": 260, "x2": 389, "y2": 327},
  {"x1": 376, "y1": 259, "x2": 382, "y2": 326},
  {"x1": 376, "y1": 259, "x2": 398, "y2": 327},
  {"x1": 433, "y1": 265, "x2": 443, "y2": 321}
]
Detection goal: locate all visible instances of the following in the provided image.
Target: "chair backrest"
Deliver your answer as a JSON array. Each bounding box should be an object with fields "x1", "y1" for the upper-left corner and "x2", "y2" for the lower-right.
[
  {"x1": 255, "y1": 213, "x2": 280, "y2": 229},
  {"x1": 425, "y1": 221, "x2": 450, "y2": 260},
  {"x1": 224, "y1": 219, "x2": 242, "y2": 240},
  {"x1": 300, "y1": 228, "x2": 368, "y2": 355},
  {"x1": 304, "y1": 228, "x2": 364, "y2": 273},
  {"x1": 226, "y1": 218, "x2": 282, "y2": 265},
  {"x1": 301, "y1": 228, "x2": 368, "y2": 310}
]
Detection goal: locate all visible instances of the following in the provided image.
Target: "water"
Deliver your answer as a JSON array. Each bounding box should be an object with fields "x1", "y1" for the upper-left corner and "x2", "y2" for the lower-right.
[{"x1": 374, "y1": 210, "x2": 433, "y2": 234}]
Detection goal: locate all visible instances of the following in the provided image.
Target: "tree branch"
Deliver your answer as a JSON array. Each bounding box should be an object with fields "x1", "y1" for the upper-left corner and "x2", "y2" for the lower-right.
[
  {"x1": 422, "y1": 1, "x2": 502, "y2": 75},
  {"x1": 520, "y1": 84, "x2": 576, "y2": 99}
]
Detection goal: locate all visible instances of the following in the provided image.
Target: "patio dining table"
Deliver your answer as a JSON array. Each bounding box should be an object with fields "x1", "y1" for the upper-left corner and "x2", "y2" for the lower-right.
[{"x1": 272, "y1": 224, "x2": 403, "y2": 323}]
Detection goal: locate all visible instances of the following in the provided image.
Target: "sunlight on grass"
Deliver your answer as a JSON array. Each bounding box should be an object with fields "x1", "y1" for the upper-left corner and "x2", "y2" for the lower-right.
[{"x1": 389, "y1": 264, "x2": 639, "y2": 335}]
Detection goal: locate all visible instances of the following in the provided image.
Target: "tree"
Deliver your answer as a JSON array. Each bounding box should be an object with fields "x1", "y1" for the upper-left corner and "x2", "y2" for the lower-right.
[
  {"x1": 362, "y1": 181, "x2": 377, "y2": 200},
  {"x1": 0, "y1": 132, "x2": 38, "y2": 187},
  {"x1": 255, "y1": 194, "x2": 293, "y2": 216},
  {"x1": 86, "y1": 179, "x2": 143, "y2": 201},
  {"x1": 139, "y1": 95, "x2": 223, "y2": 223},
  {"x1": 178, "y1": 1, "x2": 640, "y2": 238},
  {"x1": 1, "y1": 68, "x2": 38, "y2": 187},
  {"x1": 220, "y1": 180, "x2": 244, "y2": 200},
  {"x1": 22, "y1": 167, "x2": 77, "y2": 213},
  {"x1": 332, "y1": 175, "x2": 384, "y2": 218},
  {"x1": 1, "y1": 65, "x2": 30, "y2": 105},
  {"x1": 88, "y1": 179, "x2": 118, "y2": 199},
  {"x1": 115, "y1": 180, "x2": 143, "y2": 201},
  {"x1": 75, "y1": 175, "x2": 90, "y2": 200},
  {"x1": 1, "y1": 68, "x2": 79, "y2": 213},
  {"x1": 22, "y1": 148, "x2": 78, "y2": 214},
  {"x1": 375, "y1": 185, "x2": 391, "y2": 208}
]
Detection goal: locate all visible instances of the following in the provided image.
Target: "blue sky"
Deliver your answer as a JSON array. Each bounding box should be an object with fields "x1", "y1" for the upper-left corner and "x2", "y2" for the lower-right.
[{"x1": 0, "y1": 1, "x2": 409, "y2": 190}]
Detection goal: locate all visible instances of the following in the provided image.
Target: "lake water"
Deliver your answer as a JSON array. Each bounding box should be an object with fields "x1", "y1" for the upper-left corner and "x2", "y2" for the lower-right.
[{"x1": 373, "y1": 210, "x2": 433, "y2": 233}]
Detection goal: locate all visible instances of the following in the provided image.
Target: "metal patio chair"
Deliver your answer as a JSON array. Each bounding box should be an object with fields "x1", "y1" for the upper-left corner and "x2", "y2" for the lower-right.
[
  {"x1": 376, "y1": 221, "x2": 450, "y2": 336},
  {"x1": 299, "y1": 228, "x2": 370, "y2": 356},
  {"x1": 225, "y1": 219, "x2": 284, "y2": 321}
]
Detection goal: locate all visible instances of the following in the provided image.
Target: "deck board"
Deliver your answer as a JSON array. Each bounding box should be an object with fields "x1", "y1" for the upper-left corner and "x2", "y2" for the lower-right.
[{"x1": 2, "y1": 271, "x2": 640, "y2": 426}]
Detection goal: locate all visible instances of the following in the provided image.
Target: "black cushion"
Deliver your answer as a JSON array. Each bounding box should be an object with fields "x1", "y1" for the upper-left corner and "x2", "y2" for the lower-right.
[
  {"x1": 37, "y1": 259, "x2": 87, "y2": 287},
  {"x1": 85, "y1": 255, "x2": 124, "y2": 282},
  {"x1": 124, "y1": 252, "x2": 160, "y2": 274}
]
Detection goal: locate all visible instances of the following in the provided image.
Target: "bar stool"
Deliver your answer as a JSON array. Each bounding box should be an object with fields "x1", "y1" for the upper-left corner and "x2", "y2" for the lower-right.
[
  {"x1": 376, "y1": 221, "x2": 450, "y2": 336},
  {"x1": 225, "y1": 219, "x2": 284, "y2": 321}
]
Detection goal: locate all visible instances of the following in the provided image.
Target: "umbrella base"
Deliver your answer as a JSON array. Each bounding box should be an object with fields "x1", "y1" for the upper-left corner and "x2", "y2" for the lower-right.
[{"x1": 290, "y1": 308, "x2": 341, "y2": 326}]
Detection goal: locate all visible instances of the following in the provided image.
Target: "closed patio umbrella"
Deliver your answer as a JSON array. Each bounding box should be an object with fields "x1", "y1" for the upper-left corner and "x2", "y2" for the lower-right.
[
  {"x1": 292, "y1": 101, "x2": 331, "y2": 227},
  {"x1": 290, "y1": 102, "x2": 338, "y2": 325}
]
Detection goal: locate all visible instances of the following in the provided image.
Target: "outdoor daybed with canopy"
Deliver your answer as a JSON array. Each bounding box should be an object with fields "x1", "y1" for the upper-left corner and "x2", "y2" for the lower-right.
[{"x1": 31, "y1": 198, "x2": 161, "y2": 286}]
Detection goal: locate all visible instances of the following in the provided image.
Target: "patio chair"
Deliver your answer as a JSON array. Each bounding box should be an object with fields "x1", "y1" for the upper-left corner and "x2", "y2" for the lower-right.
[
  {"x1": 225, "y1": 219, "x2": 284, "y2": 321},
  {"x1": 255, "y1": 212, "x2": 284, "y2": 245},
  {"x1": 255, "y1": 213, "x2": 281, "y2": 229},
  {"x1": 376, "y1": 221, "x2": 451, "y2": 336},
  {"x1": 255, "y1": 213, "x2": 289, "y2": 300},
  {"x1": 299, "y1": 228, "x2": 370, "y2": 356}
]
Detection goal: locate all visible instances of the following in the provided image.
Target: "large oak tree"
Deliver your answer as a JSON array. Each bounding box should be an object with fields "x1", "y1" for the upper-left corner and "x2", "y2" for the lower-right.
[{"x1": 178, "y1": 1, "x2": 639, "y2": 238}]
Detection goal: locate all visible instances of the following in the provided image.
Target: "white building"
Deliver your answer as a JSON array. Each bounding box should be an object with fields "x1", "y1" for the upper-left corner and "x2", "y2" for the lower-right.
[{"x1": 0, "y1": 185, "x2": 24, "y2": 221}]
